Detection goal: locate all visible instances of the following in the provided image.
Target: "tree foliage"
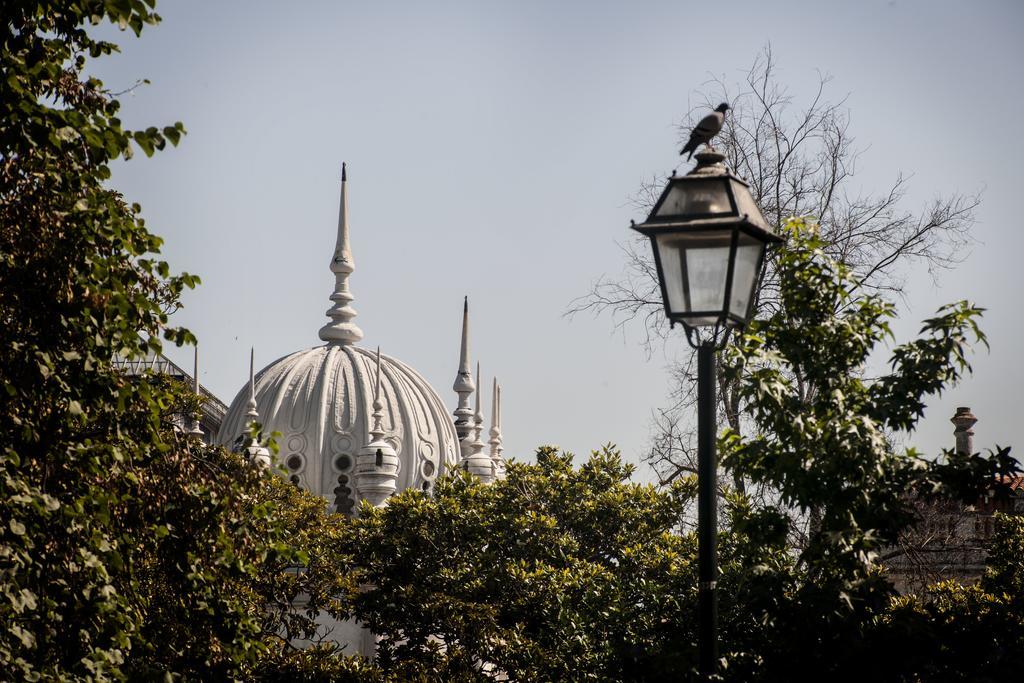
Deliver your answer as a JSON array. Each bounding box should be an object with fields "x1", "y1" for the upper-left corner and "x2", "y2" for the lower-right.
[
  {"x1": 348, "y1": 448, "x2": 695, "y2": 680},
  {"x1": 346, "y1": 446, "x2": 800, "y2": 681},
  {"x1": 3, "y1": 5, "x2": 1020, "y2": 680},
  {"x1": 0, "y1": 3, "x2": 363, "y2": 679},
  {"x1": 714, "y1": 218, "x2": 1020, "y2": 679},
  {"x1": 348, "y1": 221, "x2": 1020, "y2": 682}
]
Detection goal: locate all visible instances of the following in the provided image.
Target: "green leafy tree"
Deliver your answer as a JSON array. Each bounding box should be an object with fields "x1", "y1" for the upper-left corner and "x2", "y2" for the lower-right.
[
  {"x1": 2, "y1": 1, "x2": 189, "y2": 677},
  {"x1": 117, "y1": 385, "x2": 362, "y2": 679},
  {"x1": 346, "y1": 447, "x2": 800, "y2": 681},
  {"x1": 347, "y1": 448, "x2": 696, "y2": 680},
  {"x1": 344, "y1": 219, "x2": 1019, "y2": 682},
  {"x1": 715, "y1": 218, "x2": 1019, "y2": 680},
  {"x1": 0, "y1": 3, "x2": 366, "y2": 679}
]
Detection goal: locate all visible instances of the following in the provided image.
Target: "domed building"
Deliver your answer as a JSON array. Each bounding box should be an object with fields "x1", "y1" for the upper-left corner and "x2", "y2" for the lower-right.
[
  {"x1": 217, "y1": 339, "x2": 461, "y2": 512},
  {"x1": 217, "y1": 165, "x2": 504, "y2": 505},
  {"x1": 214, "y1": 165, "x2": 505, "y2": 654}
]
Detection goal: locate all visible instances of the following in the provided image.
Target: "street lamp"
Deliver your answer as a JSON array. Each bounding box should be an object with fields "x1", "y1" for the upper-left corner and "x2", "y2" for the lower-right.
[{"x1": 631, "y1": 149, "x2": 781, "y2": 679}]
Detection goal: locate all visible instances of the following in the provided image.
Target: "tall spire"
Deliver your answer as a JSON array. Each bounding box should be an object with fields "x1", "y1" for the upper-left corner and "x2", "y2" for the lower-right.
[
  {"x1": 189, "y1": 345, "x2": 204, "y2": 438},
  {"x1": 242, "y1": 347, "x2": 270, "y2": 468},
  {"x1": 460, "y1": 362, "x2": 494, "y2": 483},
  {"x1": 473, "y1": 362, "x2": 484, "y2": 445},
  {"x1": 488, "y1": 377, "x2": 500, "y2": 453},
  {"x1": 370, "y1": 346, "x2": 385, "y2": 442},
  {"x1": 319, "y1": 162, "x2": 364, "y2": 344},
  {"x1": 453, "y1": 297, "x2": 476, "y2": 454},
  {"x1": 355, "y1": 347, "x2": 399, "y2": 508},
  {"x1": 497, "y1": 384, "x2": 504, "y2": 460},
  {"x1": 245, "y1": 346, "x2": 259, "y2": 425},
  {"x1": 488, "y1": 377, "x2": 505, "y2": 478}
]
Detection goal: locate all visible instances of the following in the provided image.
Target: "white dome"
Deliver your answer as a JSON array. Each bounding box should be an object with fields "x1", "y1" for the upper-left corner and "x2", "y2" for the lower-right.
[
  {"x1": 217, "y1": 344, "x2": 459, "y2": 512},
  {"x1": 217, "y1": 168, "x2": 464, "y2": 513}
]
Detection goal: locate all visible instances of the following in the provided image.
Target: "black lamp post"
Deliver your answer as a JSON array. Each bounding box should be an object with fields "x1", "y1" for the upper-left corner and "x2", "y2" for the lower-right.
[{"x1": 631, "y1": 149, "x2": 781, "y2": 679}]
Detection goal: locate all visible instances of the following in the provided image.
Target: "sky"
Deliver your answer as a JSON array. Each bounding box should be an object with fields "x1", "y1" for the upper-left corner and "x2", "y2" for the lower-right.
[{"x1": 93, "y1": 0, "x2": 1023, "y2": 476}]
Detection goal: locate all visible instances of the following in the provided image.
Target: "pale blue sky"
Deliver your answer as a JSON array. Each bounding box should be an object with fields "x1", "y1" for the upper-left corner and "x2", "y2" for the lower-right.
[{"x1": 96, "y1": 0, "x2": 1023, "y2": 472}]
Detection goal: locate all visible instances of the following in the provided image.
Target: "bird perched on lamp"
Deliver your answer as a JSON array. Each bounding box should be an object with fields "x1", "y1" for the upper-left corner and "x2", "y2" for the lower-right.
[{"x1": 680, "y1": 102, "x2": 729, "y2": 160}]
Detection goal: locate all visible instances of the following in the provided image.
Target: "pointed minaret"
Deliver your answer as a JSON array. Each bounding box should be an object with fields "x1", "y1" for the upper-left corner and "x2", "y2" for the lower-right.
[
  {"x1": 488, "y1": 378, "x2": 505, "y2": 479},
  {"x1": 496, "y1": 383, "x2": 504, "y2": 461},
  {"x1": 460, "y1": 362, "x2": 495, "y2": 483},
  {"x1": 473, "y1": 362, "x2": 486, "y2": 450},
  {"x1": 242, "y1": 347, "x2": 271, "y2": 469},
  {"x1": 245, "y1": 347, "x2": 259, "y2": 426},
  {"x1": 452, "y1": 297, "x2": 476, "y2": 455},
  {"x1": 355, "y1": 347, "x2": 399, "y2": 507},
  {"x1": 188, "y1": 345, "x2": 204, "y2": 439},
  {"x1": 318, "y1": 163, "x2": 364, "y2": 344}
]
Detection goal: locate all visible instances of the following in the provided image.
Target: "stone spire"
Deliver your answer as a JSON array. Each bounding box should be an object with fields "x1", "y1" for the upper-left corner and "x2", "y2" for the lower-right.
[
  {"x1": 318, "y1": 163, "x2": 364, "y2": 344},
  {"x1": 460, "y1": 362, "x2": 495, "y2": 483},
  {"x1": 473, "y1": 363, "x2": 486, "y2": 451},
  {"x1": 188, "y1": 345, "x2": 204, "y2": 439},
  {"x1": 951, "y1": 407, "x2": 978, "y2": 456},
  {"x1": 496, "y1": 384, "x2": 504, "y2": 461},
  {"x1": 245, "y1": 346, "x2": 259, "y2": 425},
  {"x1": 356, "y1": 347, "x2": 399, "y2": 507},
  {"x1": 452, "y1": 297, "x2": 476, "y2": 455},
  {"x1": 242, "y1": 347, "x2": 271, "y2": 468},
  {"x1": 488, "y1": 378, "x2": 506, "y2": 479}
]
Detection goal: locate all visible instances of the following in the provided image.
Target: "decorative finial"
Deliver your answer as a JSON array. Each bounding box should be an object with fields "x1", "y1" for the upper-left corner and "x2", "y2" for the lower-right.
[
  {"x1": 241, "y1": 347, "x2": 270, "y2": 468},
  {"x1": 355, "y1": 347, "x2": 399, "y2": 508},
  {"x1": 474, "y1": 362, "x2": 482, "y2": 428},
  {"x1": 370, "y1": 346, "x2": 385, "y2": 440},
  {"x1": 189, "y1": 345, "x2": 204, "y2": 438},
  {"x1": 488, "y1": 377, "x2": 499, "y2": 452},
  {"x1": 497, "y1": 383, "x2": 503, "y2": 459},
  {"x1": 453, "y1": 297, "x2": 476, "y2": 454},
  {"x1": 245, "y1": 346, "x2": 258, "y2": 423},
  {"x1": 460, "y1": 362, "x2": 494, "y2": 483},
  {"x1": 318, "y1": 163, "x2": 364, "y2": 344},
  {"x1": 489, "y1": 377, "x2": 506, "y2": 479}
]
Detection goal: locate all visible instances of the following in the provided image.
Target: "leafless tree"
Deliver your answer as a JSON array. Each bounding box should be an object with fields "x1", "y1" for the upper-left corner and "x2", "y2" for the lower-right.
[{"x1": 568, "y1": 48, "x2": 979, "y2": 493}]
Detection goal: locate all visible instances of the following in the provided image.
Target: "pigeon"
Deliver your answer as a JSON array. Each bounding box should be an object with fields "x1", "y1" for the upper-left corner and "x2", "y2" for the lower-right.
[{"x1": 679, "y1": 103, "x2": 729, "y2": 160}]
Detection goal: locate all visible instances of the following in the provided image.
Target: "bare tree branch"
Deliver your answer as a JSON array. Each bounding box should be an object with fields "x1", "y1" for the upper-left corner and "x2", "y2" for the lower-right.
[{"x1": 568, "y1": 47, "x2": 980, "y2": 490}]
